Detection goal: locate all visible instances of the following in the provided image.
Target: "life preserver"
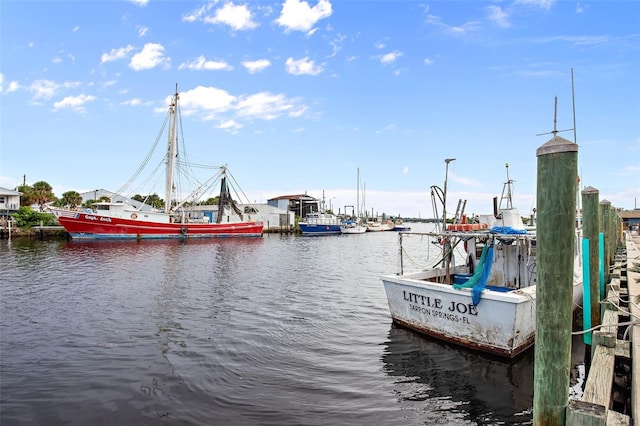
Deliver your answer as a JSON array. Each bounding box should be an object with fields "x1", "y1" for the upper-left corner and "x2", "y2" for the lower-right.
[
  {"x1": 180, "y1": 226, "x2": 188, "y2": 235},
  {"x1": 131, "y1": 213, "x2": 138, "y2": 219}
]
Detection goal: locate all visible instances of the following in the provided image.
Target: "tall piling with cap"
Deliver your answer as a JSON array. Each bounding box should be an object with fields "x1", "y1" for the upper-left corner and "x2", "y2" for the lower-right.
[
  {"x1": 533, "y1": 135, "x2": 578, "y2": 426},
  {"x1": 581, "y1": 187, "x2": 600, "y2": 344}
]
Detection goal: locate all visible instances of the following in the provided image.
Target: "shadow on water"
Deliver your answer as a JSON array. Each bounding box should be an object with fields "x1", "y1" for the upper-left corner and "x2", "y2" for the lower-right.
[{"x1": 381, "y1": 324, "x2": 534, "y2": 425}]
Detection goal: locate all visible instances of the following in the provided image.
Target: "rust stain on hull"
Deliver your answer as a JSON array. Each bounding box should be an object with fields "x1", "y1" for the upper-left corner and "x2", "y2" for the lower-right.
[{"x1": 392, "y1": 317, "x2": 535, "y2": 359}]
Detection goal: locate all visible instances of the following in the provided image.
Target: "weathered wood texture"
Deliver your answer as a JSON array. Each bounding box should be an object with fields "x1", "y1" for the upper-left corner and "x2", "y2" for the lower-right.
[
  {"x1": 582, "y1": 345, "x2": 614, "y2": 406},
  {"x1": 625, "y1": 233, "x2": 639, "y2": 424},
  {"x1": 534, "y1": 137, "x2": 578, "y2": 425}
]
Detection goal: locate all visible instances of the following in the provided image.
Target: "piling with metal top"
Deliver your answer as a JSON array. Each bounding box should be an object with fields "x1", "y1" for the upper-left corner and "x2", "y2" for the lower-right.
[
  {"x1": 581, "y1": 186, "x2": 600, "y2": 341},
  {"x1": 533, "y1": 136, "x2": 578, "y2": 426}
]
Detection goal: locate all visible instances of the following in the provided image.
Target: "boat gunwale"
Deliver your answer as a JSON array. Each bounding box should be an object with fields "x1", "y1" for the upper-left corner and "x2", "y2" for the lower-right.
[{"x1": 381, "y1": 274, "x2": 537, "y2": 304}]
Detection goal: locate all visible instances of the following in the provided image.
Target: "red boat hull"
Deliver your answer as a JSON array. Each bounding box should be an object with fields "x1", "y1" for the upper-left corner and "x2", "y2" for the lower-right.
[{"x1": 57, "y1": 212, "x2": 263, "y2": 239}]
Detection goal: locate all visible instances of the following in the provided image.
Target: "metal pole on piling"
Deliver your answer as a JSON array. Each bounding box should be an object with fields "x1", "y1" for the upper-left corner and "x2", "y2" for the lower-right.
[
  {"x1": 581, "y1": 186, "x2": 601, "y2": 338},
  {"x1": 533, "y1": 135, "x2": 578, "y2": 426}
]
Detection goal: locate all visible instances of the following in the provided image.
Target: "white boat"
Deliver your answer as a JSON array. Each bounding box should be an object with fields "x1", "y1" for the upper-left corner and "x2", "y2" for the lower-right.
[
  {"x1": 340, "y1": 168, "x2": 368, "y2": 234},
  {"x1": 365, "y1": 217, "x2": 394, "y2": 232},
  {"x1": 380, "y1": 161, "x2": 582, "y2": 358}
]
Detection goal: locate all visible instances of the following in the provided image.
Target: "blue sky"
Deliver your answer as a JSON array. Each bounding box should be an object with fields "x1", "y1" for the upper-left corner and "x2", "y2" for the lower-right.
[{"x1": 1, "y1": 0, "x2": 639, "y2": 218}]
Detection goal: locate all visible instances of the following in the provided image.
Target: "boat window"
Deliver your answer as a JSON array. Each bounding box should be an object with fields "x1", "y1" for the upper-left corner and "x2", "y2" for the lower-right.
[{"x1": 96, "y1": 205, "x2": 110, "y2": 211}]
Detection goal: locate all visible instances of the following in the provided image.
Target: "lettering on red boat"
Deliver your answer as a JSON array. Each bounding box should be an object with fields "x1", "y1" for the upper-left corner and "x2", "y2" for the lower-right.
[{"x1": 84, "y1": 214, "x2": 112, "y2": 223}]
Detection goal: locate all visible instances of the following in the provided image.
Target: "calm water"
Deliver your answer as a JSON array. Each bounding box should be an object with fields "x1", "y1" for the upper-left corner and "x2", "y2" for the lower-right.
[{"x1": 1, "y1": 224, "x2": 537, "y2": 425}]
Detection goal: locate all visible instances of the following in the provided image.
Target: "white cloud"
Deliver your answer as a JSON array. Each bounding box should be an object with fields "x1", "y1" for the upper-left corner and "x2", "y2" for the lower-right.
[
  {"x1": 275, "y1": 0, "x2": 333, "y2": 33},
  {"x1": 380, "y1": 51, "x2": 402, "y2": 65},
  {"x1": 6, "y1": 81, "x2": 21, "y2": 93},
  {"x1": 217, "y1": 119, "x2": 242, "y2": 131},
  {"x1": 129, "y1": 43, "x2": 169, "y2": 71},
  {"x1": 101, "y1": 45, "x2": 135, "y2": 64},
  {"x1": 178, "y1": 55, "x2": 233, "y2": 71},
  {"x1": 156, "y1": 85, "x2": 307, "y2": 125},
  {"x1": 403, "y1": 166, "x2": 409, "y2": 174},
  {"x1": 138, "y1": 26, "x2": 149, "y2": 37},
  {"x1": 514, "y1": 0, "x2": 556, "y2": 11},
  {"x1": 242, "y1": 59, "x2": 271, "y2": 73},
  {"x1": 424, "y1": 13, "x2": 482, "y2": 35},
  {"x1": 28, "y1": 79, "x2": 60, "y2": 100},
  {"x1": 178, "y1": 86, "x2": 237, "y2": 115},
  {"x1": 424, "y1": 57, "x2": 434, "y2": 65},
  {"x1": 53, "y1": 94, "x2": 97, "y2": 112},
  {"x1": 288, "y1": 105, "x2": 308, "y2": 118},
  {"x1": 183, "y1": 2, "x2": 258, "y2": 31},
  {"x1": 486, "y1": 5, "x2": 511, "y2": 28},
  {"x1": 285, "y1": 57, "x2": 323, "y2": 75},
  {"x1": 206, "y1": 2, "x2": 258, "y2": 30},
  {"x1": 236, "y1": 92, "x2": 297, "y2": 120},
  {"x1": 121, "y1": 98, "x2": 147, "y2": 106},
  {"x1": 183, "y1": 4, "x2": 210, "y2": 23},
  {"x1": 129, "y1": 0, "x2": 148, "y2": 6}
]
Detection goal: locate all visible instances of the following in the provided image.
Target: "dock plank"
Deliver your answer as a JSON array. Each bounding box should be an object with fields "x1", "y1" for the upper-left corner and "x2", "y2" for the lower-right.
[
  {"x1": 583, "y1": 345, "x2": 614, "y2": 408},
  {"x1": 625, "y1": 233, "x2": 639, "y2": 425}
]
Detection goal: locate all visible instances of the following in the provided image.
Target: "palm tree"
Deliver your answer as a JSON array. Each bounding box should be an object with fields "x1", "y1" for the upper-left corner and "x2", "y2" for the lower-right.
[
  {"x1": 61, "y1": 191, "x2": 83, "y2": 209},
  {"x1": 32, "y1": 181, "x2": 55, "y2": 210}
]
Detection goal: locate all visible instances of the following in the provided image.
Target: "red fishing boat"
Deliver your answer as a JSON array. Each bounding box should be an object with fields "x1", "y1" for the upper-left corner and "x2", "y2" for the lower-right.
[{"x1": 50, "y1": 89, "x2": 263, "y2": 239}]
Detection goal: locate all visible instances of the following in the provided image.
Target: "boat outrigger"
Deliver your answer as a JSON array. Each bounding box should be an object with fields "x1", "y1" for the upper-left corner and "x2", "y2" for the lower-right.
[{"x1": 50, "y1": 88, "x2": 264, "y2": 239}]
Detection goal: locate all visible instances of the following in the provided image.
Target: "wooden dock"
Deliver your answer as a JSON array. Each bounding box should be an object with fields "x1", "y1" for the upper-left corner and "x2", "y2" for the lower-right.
[{"x1": 567, "y1": 232, "x2": 639, "y2": 425}]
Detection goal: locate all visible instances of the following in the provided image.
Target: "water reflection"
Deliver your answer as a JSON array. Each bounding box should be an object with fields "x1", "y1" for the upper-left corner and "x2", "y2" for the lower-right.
[{"x1": 381, "y1": 324, "x2": 534, "y2": 425}]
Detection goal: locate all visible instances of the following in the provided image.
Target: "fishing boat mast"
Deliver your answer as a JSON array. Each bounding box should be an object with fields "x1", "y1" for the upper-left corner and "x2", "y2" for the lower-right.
[
  {"x1": 442, "y1": 158, "x2": 456, "y2": 228},
  {"x1": 165, "y1": 89, "x2": 179, "y2": 214}
]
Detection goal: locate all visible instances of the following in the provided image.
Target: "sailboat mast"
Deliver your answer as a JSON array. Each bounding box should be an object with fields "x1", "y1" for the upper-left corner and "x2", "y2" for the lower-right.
[
  {"x1": 165, "y1": 91, "x2": 179, "y2": 214},
  {"x1": 356, "y1": 167, "x2": 360, "y2": 218}
]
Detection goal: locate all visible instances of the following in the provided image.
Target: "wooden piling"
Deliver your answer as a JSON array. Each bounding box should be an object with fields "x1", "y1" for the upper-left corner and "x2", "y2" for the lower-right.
[
  {"x1": 534, "y1": 136, "x2": 578, "y2": 426},
  {"x1": 581, "y1": 186, "x2": 601, "y2": 342},
  {"x1": 599, "y1": 200, "x2": 612, "y2": 286}
]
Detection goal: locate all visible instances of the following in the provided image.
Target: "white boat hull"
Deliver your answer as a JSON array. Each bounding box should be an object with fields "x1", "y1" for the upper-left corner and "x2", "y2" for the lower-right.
[{"x1": 381, "y1": 271, "x2": 536, "y2": 358}]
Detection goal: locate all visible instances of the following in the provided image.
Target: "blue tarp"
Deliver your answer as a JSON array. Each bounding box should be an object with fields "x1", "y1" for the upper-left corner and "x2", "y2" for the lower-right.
[{"x1": 490, "y1": 226, "x2": 527, "y2": 234}]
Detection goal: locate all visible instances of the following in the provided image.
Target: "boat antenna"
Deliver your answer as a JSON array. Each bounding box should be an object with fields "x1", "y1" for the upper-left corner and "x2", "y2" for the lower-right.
[
  {"x1": 536, "y1": 96, "x2": 574, "y2": 138},
  {"x1": 571, "y1": 68, "x2": 577, "y2": 146},
  {"x1": 499, "y1": 163, "x2": 514, "y2": 210},
  {"x1": 442, "y1": 158, "x2": 456, "y2": 229}
]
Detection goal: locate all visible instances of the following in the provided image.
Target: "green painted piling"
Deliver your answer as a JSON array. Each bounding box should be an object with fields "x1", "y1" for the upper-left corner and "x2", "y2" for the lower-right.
[
  {"x1": 599, "y1": 200, "x2": 612, "y2": 286},
  {"x1": 581, "y1": 238, "x2": 592, "y2": 345},
  {"x1": 533, "y1": 136, "x2": 578, "y2": 426},
  {"x1": 599, "y1": 232, "x2": 605, "y2": 300},
  {"x1": 581, "y1": 186, "x2": 600, "y2": 335}
]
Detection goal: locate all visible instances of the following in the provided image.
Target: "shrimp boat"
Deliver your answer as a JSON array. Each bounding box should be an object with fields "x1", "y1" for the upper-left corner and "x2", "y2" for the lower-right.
[
  {"x1": 381, "y1": 160, "x2": 582, "y2": 358},
  {"x1": 49, "y1": 89, "x2": 263, "y2": 239}
]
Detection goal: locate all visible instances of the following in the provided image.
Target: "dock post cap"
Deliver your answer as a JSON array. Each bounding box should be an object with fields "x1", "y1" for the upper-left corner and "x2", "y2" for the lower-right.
[
  {"x1": 536, "y1": 135, "x2": 578, "y2": 156},
  {"x1": 581, "y1": 186, "x2": 599, "y2": 195}
]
